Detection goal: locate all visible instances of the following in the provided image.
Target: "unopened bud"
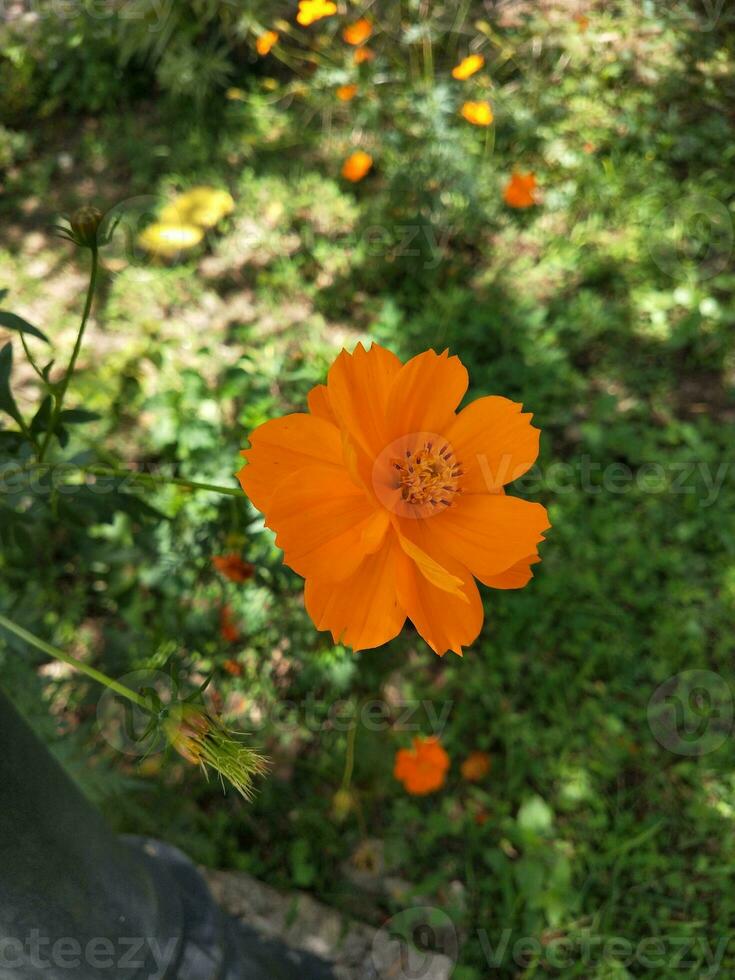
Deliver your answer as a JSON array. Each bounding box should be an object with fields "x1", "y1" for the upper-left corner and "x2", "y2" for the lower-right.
[{"x1": 70, "y1": 206, "x2": 104, "y2": 249}]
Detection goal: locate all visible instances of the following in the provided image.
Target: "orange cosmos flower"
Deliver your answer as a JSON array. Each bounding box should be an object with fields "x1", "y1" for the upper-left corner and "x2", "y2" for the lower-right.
[
  {"x1": 297, "y1": 0, "x2": 337, "y2": 25},
  {"x1": 353, "y1": 46, "x2": 375, "y2": 64},
  {"x1": 576, "y1": 14, "x2": 590, "y2": 31},
  {"x1": 220, "y1": 605, "x2": 240, "y2": 643},
  {"x1": 503, "y1": 171, "x2": 537, "y2": 208},
  {"x1": 256, "y1": 30, "x2": 279, "y2": 55},
  {"x1": 343, "y1": 18, "x2": 372, "y2": 45},
  {"x1": 341, "y1": 150, "x2": 373, "y2": 182},
  {"x1": 212, "y1": 554, "x2": 255, "y2": 583},
  {"x1": 337, "y1": 83, "x2": 358, "y2": 102},
  {"x1": 461, "y1": 751, "x2": 491, "y2": 782},
  {"x1": 460, "y1": 100, "x2": 493, "y2": 126},
  {"x1": 237, "y1": 343, "x2": 550, "y2": 656},
  {"x1": 394, "y1": 737, "x2": 450, "y2": 795},
  {"x1": 452, "y1": 54, "x2": 485, "y2": 80}
]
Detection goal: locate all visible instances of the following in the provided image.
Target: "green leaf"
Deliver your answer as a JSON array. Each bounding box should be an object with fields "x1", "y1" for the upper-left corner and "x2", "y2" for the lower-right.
[
  {"x1": 517, "y1": 795, "x2": 554, "y2": 835},
  {"x1": 0, "y1": 312, "x2": 49, "y2": 343},
  {"x1": 0, "y1": 343, "x2": 22, "y2": 424},
  {"x1": 30, "y1": 395, "x2": 53, "y2": 435},
  {"x1": 59, "y1": 408, "x2": 101, "y2": 425}
]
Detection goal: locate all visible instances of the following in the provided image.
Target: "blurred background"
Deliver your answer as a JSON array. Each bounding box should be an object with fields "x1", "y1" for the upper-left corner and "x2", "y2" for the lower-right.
[{"x1": 1, "y1": 1, "x2": 735, "y2": 976}]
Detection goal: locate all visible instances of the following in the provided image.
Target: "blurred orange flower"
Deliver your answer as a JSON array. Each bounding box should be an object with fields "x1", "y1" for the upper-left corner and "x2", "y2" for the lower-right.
[
  {"x1": 223, "y1": 658, "x2": 243, "y2": 676},
  {"x1": 576, "y1": 14, "x2": 590, "y2": 31},
  {"x1": 341, "y1": 150, "x2": 373, "y2": 182},
  {"x1": 461, "y1": 751, "x2": 491, "y2": 781},
  {"x1": 220, "y1": 605, "x2": 240, "y2": 643},
  {"x1": 353, "y1": 47, "x2": 375, "y2": 64},
  {"x1": 256, "y1": 30, "x2": 279, "y2": 55},
  {"x1": 212, "y1": 554, "x2": 255, "y2": 583},
  {"x1": 452, "y1": 54, "x2": 485, "y2": 80},
  {"x1": 460, "y1": 100, "x2": 493, "y2": 126},
  {"x1": 297, "y1": 0, "x2": 337, "y2": 26},
  {"x1": 503, "y1": 171, "x2": 537, "y2": 208},
  {"x1": 394, "y1": 737, "x2": 450, "y2": 795},
  {"x1": 237, "y1": 342, "x2": 549, "y2": 655},
  {"x1": 343, "y1": 18, "x2": 372, "y2": 45},
  {"x1": 337, "y1": 83, "x2": 358, "y2": 102}
]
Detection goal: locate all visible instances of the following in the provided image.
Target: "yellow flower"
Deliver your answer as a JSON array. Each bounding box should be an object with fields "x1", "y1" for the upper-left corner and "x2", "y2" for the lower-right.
[
  {"x1": 137, "y1": 223, "x2": 204, "y2": 258},
  {"x1": 256, "y1": 30, "x2": 279, "y2": 56},
  {"x1": 226, "y1": 87, "x2": 247, "y2": 101},
  {"x1": 160, "y1": 187, "x2": 235, "y2": 229},
  {"x1": 460, "y1": 100, "x2": 493, "y2": 126},
  {"x1": 337, "y1": 83, "x2": 358, "y2": 102},
  {"x1": 296, "y1": 0, "x2": 337, "y2": 26},
  {"x1": 452, "y1": 54, "x2": 485, "y2": 80}
]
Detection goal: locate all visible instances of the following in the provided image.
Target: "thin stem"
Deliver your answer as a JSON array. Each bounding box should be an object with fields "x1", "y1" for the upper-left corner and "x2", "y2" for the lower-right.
[
  {"x1": 81, "y1": 465, "x2": 243, "y2": 497},
  {"x1": 38, "y1": 245, "x2": 99, "y2": 463},
  {"x1": 0, "y1": 613, "x2": 149, "y2": 710},
  {"x1": 0, "y1": 461, "x2": 242, "y2": 498},
  {"x1": 19, "y1": 332, "x2": 46, "y2": 383},
  {"x1": 341, "y1": 700, "x2": 363, "y2": 790}
]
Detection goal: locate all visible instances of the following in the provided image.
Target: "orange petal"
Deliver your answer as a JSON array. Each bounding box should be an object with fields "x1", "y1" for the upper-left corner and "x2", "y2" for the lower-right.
[
  {"x1": 396, "y1": 529, "x2": 468, "y2": 600},
  {"x1": 304, "y1": 536, "x2": 406, "y2": 651},
  {"x1": 238, "y1": 413, "x2": 343, "y2": 513},
  {"x1": 394, "y1": 525, "x2": 483, "y2": 656},
  {"x1": 425, "y1": 494, "x2": 550, "y2": 583},
  {"x1": 482, "y1": 554, "x2": 541, "y2": 590},
  {"x1": 386, "y1": 349, "x2": 468, "y2": 440},
  {"x1": 267, "y1": 465, "x2": 378, "y2": 582},
  {"x1": 307, "y1": 383, "x2": 337, "y2": 424},
  {"x1": 327, "y1": 342, "x2": 402, "y2": 457},
  {"x1": 446, "y1": 395, "x2": 540, "y2": 493}
]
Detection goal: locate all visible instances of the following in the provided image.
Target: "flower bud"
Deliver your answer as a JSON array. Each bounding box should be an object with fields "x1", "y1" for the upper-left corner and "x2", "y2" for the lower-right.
[{"x1": 70, "y1": 206, "x2": 104, "y2": 249}]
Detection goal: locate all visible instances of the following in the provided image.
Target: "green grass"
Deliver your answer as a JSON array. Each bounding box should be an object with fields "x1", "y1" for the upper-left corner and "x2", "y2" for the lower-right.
[{"x1": 2, "y1": 3, "x2": 735, "y2": 977}]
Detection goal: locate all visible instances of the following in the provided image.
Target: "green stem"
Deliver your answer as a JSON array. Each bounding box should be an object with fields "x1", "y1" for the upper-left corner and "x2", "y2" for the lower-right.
[
  {"x1": 0, "y1": 613, "x2": 149, "y2": 710},
  {"x1": 80, "y1": 465, "x2": 243, "y2": 497},
  {"x1": 0, "y1": 461, "x2": 242, "y2": 498},
  {"x1": 341, "y1": 701, "x2": 360, "y2": 789},
  {"x1": 38, "y1": 245, "x2": 99, "y2": 463},
  {"x1": 20, "y1": 332, "x2": 46, "y2": 383}
]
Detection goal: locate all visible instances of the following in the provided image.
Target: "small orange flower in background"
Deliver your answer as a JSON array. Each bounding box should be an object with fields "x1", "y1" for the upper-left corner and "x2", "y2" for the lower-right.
[
  {"x1": 343, "y1": 18, "x2": 372, "y2": 45},
  {"x1": 223, "y1": 658, "x2": 243, "y2": 676},
  {"x1": 461, "y1": 751, "x2": 491, "y2": 782},
  {"x1": 353, "y1": 47, "x2": 375, "y2": 64},
  {"x1": 296, "y1": 0, "x2": 337, "y2": 26},
  {"x1": 576, "y1": 14, "x2": 590, "y2": 31},
  {"x1": 503, "y1": 171, "x2": 537, "y2": 208},
  {"x1": 342, "y1": 150, "x2": 373, "y2": 182},
  {"x1": 237, "y1": 342, "x2": 550, "y2": 656},
  {"x1": 256, "y1": 30, "x2": 279, "y2": 55},
  {"x1": 452, "y1": 54, "x2": 485, "y2": 80},
  {"x1": 337, "y1": 83, "x2": 358, "y2": 102},
  {"x1": 394, "y1": 737, "x2": 450, "y2": 795},
  {"x1": 460, "y1": 100, "x2": 493, "y2": 126},
  {"x1": 212, "y1": 554, "x2": 255, "y2": 583},
  {"x1": 220, "y1": 605, "x2": 240, "y2": 643}
]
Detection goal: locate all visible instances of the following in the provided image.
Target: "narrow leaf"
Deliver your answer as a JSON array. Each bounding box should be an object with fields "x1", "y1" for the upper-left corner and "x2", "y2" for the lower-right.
[
  {"x1": 59, "y1": 408, "x2": 101, "y2": 425},
  {"x1": 0, "y1": 343, "x2": 22, "y2": 424},
  {"x1": 0, "y1": 312, "x2": 49, "y2": 343}
]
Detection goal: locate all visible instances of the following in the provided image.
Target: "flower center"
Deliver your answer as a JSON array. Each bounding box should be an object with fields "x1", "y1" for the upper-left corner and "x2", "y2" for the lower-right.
[{"x1": 391, "y1": 440, "x2": 463, "y2": 509}]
